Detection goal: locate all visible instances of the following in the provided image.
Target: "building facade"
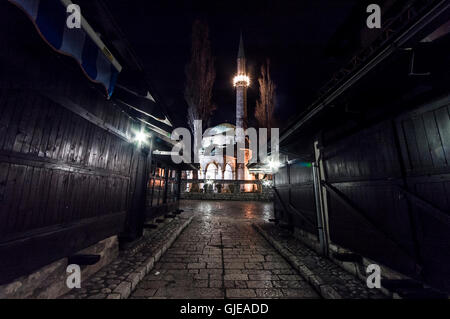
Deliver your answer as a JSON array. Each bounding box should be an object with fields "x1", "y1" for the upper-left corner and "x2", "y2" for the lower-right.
[{"x1": 186, "y1": 34, "x2": 258, "y2": 193}]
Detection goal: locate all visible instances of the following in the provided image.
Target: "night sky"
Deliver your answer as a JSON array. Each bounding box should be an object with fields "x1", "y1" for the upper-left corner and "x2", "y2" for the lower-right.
[{"x1": 106, "y1": 0, "x2": 363, "y2": 128}]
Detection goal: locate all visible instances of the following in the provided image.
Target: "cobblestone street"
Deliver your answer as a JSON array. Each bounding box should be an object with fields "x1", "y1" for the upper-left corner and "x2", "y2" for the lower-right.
[{"x1": 130, "y1": 201, "x2": 320, "y2": 299}]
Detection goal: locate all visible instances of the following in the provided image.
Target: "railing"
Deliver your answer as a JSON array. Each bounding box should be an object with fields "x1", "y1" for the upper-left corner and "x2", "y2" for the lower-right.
[{"x1": 180, "y1": 179, "x2": 272, "y2": 194}]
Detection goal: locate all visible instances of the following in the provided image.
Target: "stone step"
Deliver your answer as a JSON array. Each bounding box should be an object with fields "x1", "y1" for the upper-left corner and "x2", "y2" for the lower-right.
[
  {"x1": 61, "y1": 216, "x2": 193, "y2": 299},
  {"x1": 68, "y1": 254, "x2": 100, "y2": 266},
  {"x1": 143, "y1": 224, "x2": 158, "y2": 229},
  {"x1": 332, "y1": 253, "x2": 363, "y2": 263}
]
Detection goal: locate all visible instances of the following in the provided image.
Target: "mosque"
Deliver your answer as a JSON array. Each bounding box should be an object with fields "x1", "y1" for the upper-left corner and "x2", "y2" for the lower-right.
[{"x1": 186, "y1": 34, "x2": 260, "y2": 192}]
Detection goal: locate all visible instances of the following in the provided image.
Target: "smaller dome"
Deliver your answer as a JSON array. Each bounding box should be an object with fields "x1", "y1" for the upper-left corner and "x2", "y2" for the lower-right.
[{"x1": 204, "y1": 123, "x2": 236, "y2": 136}]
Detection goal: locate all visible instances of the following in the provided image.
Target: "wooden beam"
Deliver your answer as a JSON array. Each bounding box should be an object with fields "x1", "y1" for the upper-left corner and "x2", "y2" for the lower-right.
[
  {"x1": 42, "y1": 91, "x2": 132, "y2": 143},
  {"x1": 0, "y1": 149, "x2": 131, "y2": 180}
]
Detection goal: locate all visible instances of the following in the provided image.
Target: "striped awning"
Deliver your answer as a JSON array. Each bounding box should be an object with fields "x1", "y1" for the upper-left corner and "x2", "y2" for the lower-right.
[{"x1": 8, "y1": 0, "x2": 122, "y2": 97}]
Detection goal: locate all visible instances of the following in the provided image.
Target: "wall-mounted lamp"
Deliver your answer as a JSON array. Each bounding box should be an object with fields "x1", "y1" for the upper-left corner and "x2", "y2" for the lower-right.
[
  {"x1": 133, "y1": 129, "x2": 150, "y2": 147},
  {"x1": 262, "y1": 180, "x2": 273, "y2": 187},
  {"x1": 267, "y1": 160, "x2": 280, "y2": 172}
]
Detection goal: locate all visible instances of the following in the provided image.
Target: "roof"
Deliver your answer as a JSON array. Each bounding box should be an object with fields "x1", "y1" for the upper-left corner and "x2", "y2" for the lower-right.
[
  {"x1": 204, "y1": 123, "x2": 236, "y2": 136},
  {"x1": 238, "y1": 32, "x2": 245, "y2": 59}
]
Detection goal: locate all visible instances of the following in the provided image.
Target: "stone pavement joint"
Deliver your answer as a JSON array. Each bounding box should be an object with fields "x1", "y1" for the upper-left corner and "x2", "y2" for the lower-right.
[
  {"x1": 253, "y1": 223, "x2": 387, "y2": 299},
  {"x1": 60, "y1": 215, "x2": 193, "y2": 299}
]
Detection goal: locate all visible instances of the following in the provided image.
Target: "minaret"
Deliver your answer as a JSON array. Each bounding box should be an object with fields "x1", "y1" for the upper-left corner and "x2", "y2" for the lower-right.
[
  {"x1": 234, "y1": 33, "x2": 249, "y2": 144},
  {"x1": 233, "y1": 33, "x2": 250, "y2": 185}
]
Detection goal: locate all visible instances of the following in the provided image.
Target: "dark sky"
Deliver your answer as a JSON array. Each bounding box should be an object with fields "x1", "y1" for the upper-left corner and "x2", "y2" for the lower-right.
[{"x1": 106, "y1": 0, "x2": 361, "y2": 128}]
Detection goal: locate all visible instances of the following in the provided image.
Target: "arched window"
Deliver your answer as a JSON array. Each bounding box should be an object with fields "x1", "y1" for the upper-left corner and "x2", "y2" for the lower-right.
[
  {"x1": 224, "y1": 164, "x2": 233, "y2": 180},
  {"x1": 205, "y1": 163, "x2": 218, "y2": 179}
]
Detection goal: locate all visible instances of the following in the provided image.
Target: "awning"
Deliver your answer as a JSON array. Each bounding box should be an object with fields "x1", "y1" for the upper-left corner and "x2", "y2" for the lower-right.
[{"x1": 8, "y1": 0, "x2": 122, "y2": 97}]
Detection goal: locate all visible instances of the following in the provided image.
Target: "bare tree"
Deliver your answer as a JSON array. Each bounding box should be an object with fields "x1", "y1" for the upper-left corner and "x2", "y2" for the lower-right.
[
  {"x1": 184, "y1": 20, "x2": 215, "y2": 188},
  {"x1": 255, "y1": 59, "x2": 276, "y2": 131},
  {"x1": 184, "y1": 19, "x2": 216, "y2": 144}
]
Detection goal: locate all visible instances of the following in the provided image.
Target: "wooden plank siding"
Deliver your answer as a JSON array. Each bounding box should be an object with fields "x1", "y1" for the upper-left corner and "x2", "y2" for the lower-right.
[
  {"x1": 145, "y1": 161, "x2": 180, "y2": 220},
  {"x1": 273, "y1": 162, "x2": 318, "y2": 236},
  {"x1": 274, "y1": 94, "x2": 450, "y2": 292},
  {"x1": 0, "y1": 3, "x2": 179, "y2": 284},
  {"x1": 395, "y1": 96, "x2": 450, "y2": 291},
  {"x1": 0, "y1": 88, "x2": 136, "y2": 284}
]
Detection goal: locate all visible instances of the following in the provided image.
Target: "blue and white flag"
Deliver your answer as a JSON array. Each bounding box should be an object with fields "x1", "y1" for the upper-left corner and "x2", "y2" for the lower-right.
[{"x1": 9, "y1": 0, "x2": 122, "y2": 97}]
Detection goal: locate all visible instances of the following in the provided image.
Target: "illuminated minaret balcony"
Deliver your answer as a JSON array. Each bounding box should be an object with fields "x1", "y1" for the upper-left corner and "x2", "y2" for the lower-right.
[{"x1": 233, "y1": 74, "x2": 250, "y2": 87}]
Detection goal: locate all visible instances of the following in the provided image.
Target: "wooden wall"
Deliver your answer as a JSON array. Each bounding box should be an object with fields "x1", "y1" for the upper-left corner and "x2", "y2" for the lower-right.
[
  {"x1": 146, "y1": 160, "x2": 180, "y2": 219},
  {"x1": 274, "y1": 163, "x2": 318, "y2": 235},
  {"x1": 273, "y1": 94, "x2": 450, "y2": 292},
  {"x1": 395, "y1": 97, "x2": 450, "y2": 289},
  {"x1": 0, "y1": 88, "x2": 137, "y2": 284},
  {"x1": 0, "y1": 3, "x2": 179, "y2": 284}
]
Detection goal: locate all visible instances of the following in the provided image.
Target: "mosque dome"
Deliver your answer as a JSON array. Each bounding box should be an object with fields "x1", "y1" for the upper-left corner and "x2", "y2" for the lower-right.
[{"x1": 204, "y1": 123, "x2": 235, "y2": 136}]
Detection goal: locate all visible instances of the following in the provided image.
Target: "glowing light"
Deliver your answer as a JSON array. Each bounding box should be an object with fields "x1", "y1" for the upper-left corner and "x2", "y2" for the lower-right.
[
  {"x1": 233, "y1": 74, "x2": 250, "y2": 87},
  {"x1": 262, "y1": 180, "x2": 273, "y2": 187},
  {"x1": 267, "y1": 160, "x2": 280, "y2": 171},
  {"x1": 133, "y1": 129, "x2": 150, "y2": 146},
  {"x1": 299, "y1": 162, "x2": 312, "y2": 168}
]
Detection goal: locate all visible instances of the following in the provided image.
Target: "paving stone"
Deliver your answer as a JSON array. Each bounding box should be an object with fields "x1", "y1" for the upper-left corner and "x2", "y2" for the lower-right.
[
  {"x1": 226, "y1": 289, "x2": 257, "y2": 298},
  {"x1": 187, "y1": 262, "x2": 206, "y2": 269},
  {"x1": 263, "y1": 262, "x2": 291, "y2": 269},
  {"x1": 113, "y1": 281, "x2": 131, "y2": 298},
  {"x1": 248, "y1": 274, "x2": 279, "y2": 281},
  {"x1": 209, "y1": 280, "x2": 223, "y2": 288},
  {"x1": 133, "y1": 288, "x2": 156, "y2": 297},
  {"x1": 193, "y1": 280, "x2": 209, "y2": 288},
  {"x1": 209, "y1": 274, "x2": 222, "y2": 280},
  {"x1": 224, "y1": 262, "x2": 245, "y2": 269},
  {"x1": 282, "y1": 288, "x2": 319, "y2": 299},
  {"x1": 255, "y1": 288, "x2": 284, "y2": 298},
  {"x1": 224, "y1": 274, "x2": 248, "y2": 281},
  {"x1": 247, "y1": 281, "x2": 273, "y2": 289},
  {"x1": 154, "y1": 287, "x2": 223, "y2": 299},
  {"x1": 160, "y1": 263, "x2": 187, "y2": 270},
  {"x1": 140, "y1": 280, "x2": 169, "y2": 289},
  {"x1": 234, "y1": 280, "x2": 248, "y2": 288},
  {"x1": 245, "y1": 262, "x2": 264, "y2": 269}
]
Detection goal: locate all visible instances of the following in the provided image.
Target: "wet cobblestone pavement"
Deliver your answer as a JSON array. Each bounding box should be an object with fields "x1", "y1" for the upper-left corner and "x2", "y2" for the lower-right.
[
  {"x1": 130, "y1": 200, "x2": 320, "y2": 299},
  {"x1": 256, "y1": 223, "x2": 387, "y2": 299}
]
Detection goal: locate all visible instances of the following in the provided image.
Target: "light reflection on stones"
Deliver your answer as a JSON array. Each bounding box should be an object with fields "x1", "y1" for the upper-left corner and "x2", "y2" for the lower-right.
[{"x1": 180, "y1": 200, "x2": 274, "y2": 222}]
